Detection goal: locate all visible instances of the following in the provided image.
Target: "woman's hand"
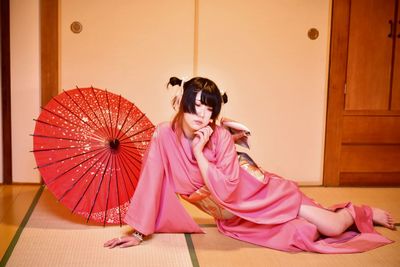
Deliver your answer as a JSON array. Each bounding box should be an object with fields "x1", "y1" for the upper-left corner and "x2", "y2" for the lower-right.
[
  {"x1": 103, "y1": 236, "x2": 141, "y2": 249},
  {"x1": 192, "y1": 126, "x2": 213, "y2": 157}
]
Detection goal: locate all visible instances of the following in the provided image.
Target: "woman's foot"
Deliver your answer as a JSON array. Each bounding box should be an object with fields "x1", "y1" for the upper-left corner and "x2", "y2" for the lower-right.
[{"x1": 372, "y1": 207, "x2": 396, "y2": 229}]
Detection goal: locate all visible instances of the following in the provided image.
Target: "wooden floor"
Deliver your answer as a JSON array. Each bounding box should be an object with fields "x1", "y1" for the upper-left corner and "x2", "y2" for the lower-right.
[
  {"x1": 0, "y1": 185, "x2": 39, "y2": 259},
  {"x1": 1, "y1": 184, "x2": 399, "y2": 266}
]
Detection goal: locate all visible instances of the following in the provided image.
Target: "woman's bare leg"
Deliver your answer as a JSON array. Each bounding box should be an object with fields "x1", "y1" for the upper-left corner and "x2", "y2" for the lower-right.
[
  {"x1": 299, "y1": 205, "x2": 396, "y2": 237},
  {"x1": 299, "y1": 205, "x2": 354, "y2": 237}
]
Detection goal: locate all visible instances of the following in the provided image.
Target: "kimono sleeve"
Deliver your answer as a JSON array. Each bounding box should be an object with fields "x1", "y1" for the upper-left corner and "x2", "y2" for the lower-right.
[
  {"x1": 204, "y1": 127, "x2": 240, "y2": 203},
  {"x1": 124, "y1": 125, "x2": 203, "y2": 235}
]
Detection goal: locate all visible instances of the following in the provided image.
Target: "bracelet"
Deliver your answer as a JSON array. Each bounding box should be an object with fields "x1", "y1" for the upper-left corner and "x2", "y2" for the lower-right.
[{"x1": 132, "y1": 231, "x2": 144, "y2": 242}]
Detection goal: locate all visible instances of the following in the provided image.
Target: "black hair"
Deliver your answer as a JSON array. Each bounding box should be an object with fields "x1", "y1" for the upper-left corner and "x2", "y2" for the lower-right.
[{"x1": 167, "y1": 76, "x2": 228, "y2": 121}]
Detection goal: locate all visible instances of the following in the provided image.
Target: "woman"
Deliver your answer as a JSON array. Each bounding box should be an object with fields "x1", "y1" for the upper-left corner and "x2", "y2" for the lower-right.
[{"x1": 104, "y1": 77, "x2": 395, "y2": 253}]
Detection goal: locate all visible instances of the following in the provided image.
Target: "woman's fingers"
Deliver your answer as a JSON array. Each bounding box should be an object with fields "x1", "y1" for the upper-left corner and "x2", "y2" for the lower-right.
[
  {"x1": 105, "y1": 236, "x2": 141, "y2": 249},
  {"x1": 104, "y1": 238, "x2": 119, "y2": 247},
  {"x1": 195, "y1": 126, "x2": 213, "y2": 140},
  {"x1": 104, "y1": 237, "x2": 124, "y2": 249}
]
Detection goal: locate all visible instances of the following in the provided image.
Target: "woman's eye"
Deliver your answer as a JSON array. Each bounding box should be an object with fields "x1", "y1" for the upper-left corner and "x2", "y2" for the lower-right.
[{"x1": 207, "y1": 107, "x2": 213, "y2": 112}]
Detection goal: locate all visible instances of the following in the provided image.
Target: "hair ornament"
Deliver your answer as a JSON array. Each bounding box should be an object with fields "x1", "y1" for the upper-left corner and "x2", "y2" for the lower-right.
[
  {"x1": 180, "y1": 77, "x2": 186, "y2": 87},
  {"x1": 220, "y1": 89, "x2": 228, "y2": 104}
]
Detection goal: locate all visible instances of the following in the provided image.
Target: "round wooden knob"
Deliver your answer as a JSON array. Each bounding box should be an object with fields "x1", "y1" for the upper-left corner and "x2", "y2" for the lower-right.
[{"x1": 308, "y1": 28, "x2": 319, "y2": 40}]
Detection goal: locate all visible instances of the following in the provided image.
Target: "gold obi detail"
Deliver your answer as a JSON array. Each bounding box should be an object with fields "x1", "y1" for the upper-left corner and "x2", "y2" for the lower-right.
[
  {"x1": 181, "y1": 186, "x2": 235, "y2": 220},
  {"x1": 238, "y1": 152, "x2": 265, "y2": 182}
]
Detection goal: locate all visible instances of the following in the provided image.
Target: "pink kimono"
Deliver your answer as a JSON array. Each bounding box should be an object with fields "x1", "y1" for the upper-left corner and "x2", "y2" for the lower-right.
[{"x1": 124, "y1": 122, "x2": 392, "y2": 253}]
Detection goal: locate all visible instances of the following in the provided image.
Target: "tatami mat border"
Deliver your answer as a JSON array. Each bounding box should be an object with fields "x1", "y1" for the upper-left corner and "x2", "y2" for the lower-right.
[
  {"x1": 0, "y1": 185, "x2": 44, "y2": 266},
  {"x1": 185, "y1": 233, "x2": 200, "y2": 267}
]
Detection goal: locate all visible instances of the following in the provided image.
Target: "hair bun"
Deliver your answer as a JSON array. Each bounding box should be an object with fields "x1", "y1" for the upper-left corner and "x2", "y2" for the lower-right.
[
  {"x1": 222, "y1": 92, "x2": 228, "y2": 104},
  {"x1": 168, "y1": 77, "x2": 183, "y2": 87}
]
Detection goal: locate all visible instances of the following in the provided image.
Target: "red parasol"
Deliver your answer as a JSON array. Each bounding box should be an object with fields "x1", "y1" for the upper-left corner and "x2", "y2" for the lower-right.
[{"x1": 32, "y1": 87, "x2": 155, "y2": 225}]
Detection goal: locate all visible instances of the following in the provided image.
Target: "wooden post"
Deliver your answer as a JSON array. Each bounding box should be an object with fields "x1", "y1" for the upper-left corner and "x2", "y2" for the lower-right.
[
  {"x1": 1, "y1": 0, "x2": 12, "y2": 184},
  {"x1": 40, "y1": 0, "x2": 59, "y2": 106}
]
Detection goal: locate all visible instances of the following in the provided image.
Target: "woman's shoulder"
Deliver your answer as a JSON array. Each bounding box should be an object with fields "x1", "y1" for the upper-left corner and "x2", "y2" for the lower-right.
[
  {"x1": 156, "y1": 121, "x2": 172, "y2": 130},
  {"x1": 152, "y1": 122, "x2": 173, "y2": 137},
  {"x1": 155, "y1": 121, "x2": 172, "y2": 134}
]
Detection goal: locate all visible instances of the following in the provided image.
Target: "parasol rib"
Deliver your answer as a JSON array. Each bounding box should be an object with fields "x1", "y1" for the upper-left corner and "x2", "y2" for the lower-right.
[
  {"x1": 114, "y1": 151, "x2": 134, "y2": 204},
  {"x1": 31, "y1": 134, "x2": 107, "y2": 147},
  {"x1": 77, "y1": 87, "x2": 110, "y2": 137},
  {"x1": 116, "y1": 112, "x2": 146, "y2": 141},
  {"x1": 118, "y1": 147, "x2": 144, "y2": 164},
  {"x1": 52, "y1": 97, "x2": 106, "y2": 138},
  {"x1": 117, "y1": 150, "x2": 141, "y2": 188},
  {"x1": 71, "y1": 157, "x2": 106, "y2": 215},
  {"x1": 105, "y1": 90, "x2": 114, "y2": 139},
  {"x1": 34, "y1": 118, "x2": 69, "y2": 130},
  {"x1": 86, "y1": 153, "x2": 112, "y2": 223},
  {"x1": 125, "y1": 139, "x2": 151, "y2": 144},
  {"x1": 41, "y1": 106, "x2": 83, "y2": 129},
  {"x1": 47, "y1": 148, "x2": 108, "y2": 185},
  {"x1": 103, "y1": 156, "x2": 114, "y2": 226},
  {"x1": 31, "y1": 145, "x2": 92, "y2": 153},
  {"x1": 58, "y1": 151, "x2": 109, "y2": 202},
  {"x1": 113, "y1": 95, "x2": 122, "y2": 143},
  {"x1": 113, "y1": 156, "x2": 123, "y2": 226},
  {"x1": 91, "y1": 87, "x2": 113, "y2": 138},
  {"x1": 35, "y1": 146, "x2": 106, "y2": 169},
  {"x1": 119, "y1": 125, "x2": 155, "y2": 143},
  {"x1": 63, "y1": 89, "x2": 110, "y2": 138},
  {"x1": 114, "y1": 102, "x2": 135, "y2": 140},
  {"x1": 119, "y1": 143, "x2": 147, "y2": 151}
]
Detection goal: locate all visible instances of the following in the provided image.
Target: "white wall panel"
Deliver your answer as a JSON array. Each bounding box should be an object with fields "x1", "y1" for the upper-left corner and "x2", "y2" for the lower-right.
[
  {"x1": 10, "y1": 0, "x2": 41, "y2": 183},
  {"x1": 197, "y1": 0, "x2": 331, "y2": 183}
]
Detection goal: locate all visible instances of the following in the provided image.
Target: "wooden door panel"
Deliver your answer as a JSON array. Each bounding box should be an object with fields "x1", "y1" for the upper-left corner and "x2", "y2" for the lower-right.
[
  {"x1": 342, "y1": 116, "x2": 400, "y2": 143},
  {"x1": 324, "y1": 0, "x2": 400, "y2": 186},
  {"x1": 345, "y1": 0, "x2": 395, "y2": 110},
  {"x1": 340, "y1": 145, "x2": 400, "y2": 172},
  {"x1": 340, "y1": 172, "x2": 400, "y2": 186}
]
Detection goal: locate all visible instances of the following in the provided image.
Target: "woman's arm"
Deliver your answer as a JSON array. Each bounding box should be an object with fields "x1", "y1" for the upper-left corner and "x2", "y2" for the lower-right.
[{"x1": 193, "y1": 126, "x2": 240, "y2": 202}]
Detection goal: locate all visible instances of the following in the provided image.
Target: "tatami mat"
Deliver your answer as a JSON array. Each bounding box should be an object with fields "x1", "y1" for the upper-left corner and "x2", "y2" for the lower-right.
[
  {"x1": 3, "y1": 186, "x2": 400, "y2": 267},
  {"x1": 6, "y1": 188, "x2": 193, "y2": 267},
  {"x1": 192, "y1": 227, "x2": 400, "y2": 267},
  {"x1": 186, "y1": 187, "x2": 400, "y2": 267}
]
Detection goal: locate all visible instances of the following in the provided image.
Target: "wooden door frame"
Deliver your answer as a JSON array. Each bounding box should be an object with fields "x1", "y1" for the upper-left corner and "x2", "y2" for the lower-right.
[
  {"x1": 1, "y1": 0, "x2": 12, "y2": 184},
  {"x1": 40, "y1": 0, "x2": 59, "y2": 183},
  {"x1": 323, "y1": 0, "x2": 350, "y2": 186},
  {"x1": 41, "y1": 0, "x2": 59, "y2": 107},
  {"x1": 0, "y1": 0, "x2": 58, "y2": 184}
]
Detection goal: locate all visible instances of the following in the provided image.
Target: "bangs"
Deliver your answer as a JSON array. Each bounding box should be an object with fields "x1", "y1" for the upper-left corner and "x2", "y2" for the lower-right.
[
  {"x1": 200, "y1": 90, "x2": 220, "y2": 110},
  {"x1": 180, "y1": 77, "x2": 223, "y2": 119}
]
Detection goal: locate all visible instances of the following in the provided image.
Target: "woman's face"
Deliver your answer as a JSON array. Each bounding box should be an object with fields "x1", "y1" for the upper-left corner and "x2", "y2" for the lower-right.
[{"x1": 183, "y1": 91, "x2": 213, "y2": 132}]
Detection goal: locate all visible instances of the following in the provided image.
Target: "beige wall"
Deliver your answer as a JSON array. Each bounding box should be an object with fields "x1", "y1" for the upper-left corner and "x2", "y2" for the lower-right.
[
  {"x1": 197, "y1": 0, "x2": 331, "y2": 183},
  {"x1": 10, "y1": 0, "x2": 41, "y2": 183},
  {"x1": 10, "y1": 0, "x2": 331, "y2": 184},
  {"x1": 61, "y1": 0, "x2": 195, "y2": 124}
]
